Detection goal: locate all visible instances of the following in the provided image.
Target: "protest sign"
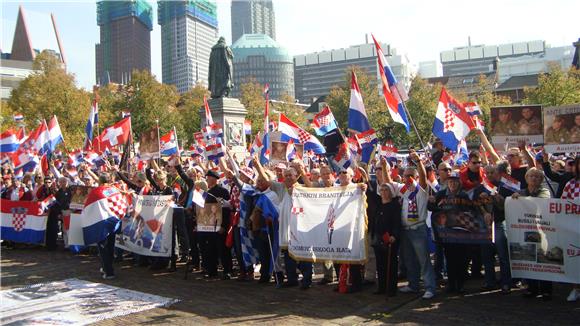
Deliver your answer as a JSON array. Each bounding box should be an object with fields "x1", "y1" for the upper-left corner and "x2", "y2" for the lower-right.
[
  {"x1": 69, "y1": 185, "x2": 94, "y2": 210},
  {"x1": 139, "y1": 127, "x2": 160, "y2": 160},
  {"x1": 431, "y1": 201, "x2": 493, "y2": 244},
  {"x1": 505, "y1": 197, "x2": 580, "y2": 284},
  {"x1": 196, "y1": 202, "x2": 223, "y2": 232},
  {"x1": 490, "y1": 105, "x2": 543, "y2": 147},
  {"x1": 116, "y1": 195, "x2": 174, "y2": 257},
  {"x1": 288, "y1": 184, "x2": 367, "y2": 263},
  {"x1": 542, "y1": 104, "x2": 580, "y2": 153}
]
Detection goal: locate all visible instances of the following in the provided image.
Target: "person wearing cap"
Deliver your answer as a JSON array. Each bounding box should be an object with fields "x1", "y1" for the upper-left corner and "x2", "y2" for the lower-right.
[
  {"x1": 383, "y1": 151, "x2": 437, "y2": 299},
  {"x1": 512, "y1": 168, "x2": 553, "y2": 300},
  {"x1": 492, "y1": 109, "x2": 517, "y2": 136},
  {"x1": 544, "y1": 116, "x2": 570, "y2": 144},
  {"x1": 199, "y1": 168, "x2": 231, "y2": 279},
  {"x1": 428, "y1": 170, "x2": 473, "y2": 294}
]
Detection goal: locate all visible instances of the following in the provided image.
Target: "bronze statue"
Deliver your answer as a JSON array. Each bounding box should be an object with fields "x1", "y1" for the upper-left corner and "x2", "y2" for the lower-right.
[{"x1": 208, "y1": 37, "x2": 234, "y2": 98}]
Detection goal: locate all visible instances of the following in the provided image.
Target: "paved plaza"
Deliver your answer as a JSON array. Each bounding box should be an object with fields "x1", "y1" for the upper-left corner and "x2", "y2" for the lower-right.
[{"x1": 1, "y1": 247, "x2": 579, "y2": 325}]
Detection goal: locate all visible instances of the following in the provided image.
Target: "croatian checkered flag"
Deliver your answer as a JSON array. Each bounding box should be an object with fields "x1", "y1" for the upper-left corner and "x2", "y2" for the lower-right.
[{"x1": 80, "y1": 186, "x2": 128, "y2": 245}]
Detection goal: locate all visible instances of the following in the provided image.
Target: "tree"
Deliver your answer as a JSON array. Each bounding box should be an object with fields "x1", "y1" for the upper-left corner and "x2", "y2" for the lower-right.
[
  {"x1": 6, "y1": 51, "x2": 91, "y2": 147},
  {"x1": 326, "y1": 66, "x2": 439, "y2": 148},
  {"x1": 176, "y1": 84, "x2": 208, "y2": 145},
  {"x1": 523, "y1": 64, "x2": 580, "y2": 106},
  {"x1": 107, "y1": 71, "x2": 181, "y2": 143},
  {"x1": 239, "y1": 79, "x2": 268, "y2": 135},
  {"x1": 272, "y1": 93, "x2": 308, "y2": 129}
]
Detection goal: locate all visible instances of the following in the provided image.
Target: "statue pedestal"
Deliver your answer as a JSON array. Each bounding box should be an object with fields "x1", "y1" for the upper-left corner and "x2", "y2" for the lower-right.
[{"x1": 202, "y1": 97, "x2": 248, "y2": 158}]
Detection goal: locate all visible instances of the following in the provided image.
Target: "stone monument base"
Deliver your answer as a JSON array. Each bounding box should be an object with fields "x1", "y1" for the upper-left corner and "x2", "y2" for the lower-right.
[{"x1": 202, "y1": 97, "x2": 248, "y2": 159}]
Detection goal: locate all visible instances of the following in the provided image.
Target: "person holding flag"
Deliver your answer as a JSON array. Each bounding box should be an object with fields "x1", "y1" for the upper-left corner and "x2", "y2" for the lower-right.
[{"x1": 382, "y1": 151, "x2": 437, "y2": 299}]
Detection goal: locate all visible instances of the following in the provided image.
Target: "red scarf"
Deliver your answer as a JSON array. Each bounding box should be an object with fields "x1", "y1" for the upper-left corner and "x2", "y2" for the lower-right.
[{"x1": 459, "y1": 167, "x2": 484, "y2": 191}]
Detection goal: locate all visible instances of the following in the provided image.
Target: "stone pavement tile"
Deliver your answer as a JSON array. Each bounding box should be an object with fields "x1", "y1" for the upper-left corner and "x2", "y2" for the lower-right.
[
  {"x1": 3, "y1": 248, "x2": 580, "y2": 325},
  {"x1": 1, "y1": 248, "x2": 417, "y2": 325}
]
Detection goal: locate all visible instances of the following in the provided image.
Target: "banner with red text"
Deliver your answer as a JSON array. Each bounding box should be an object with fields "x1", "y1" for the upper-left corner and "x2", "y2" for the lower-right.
[{"x1": 505, "y1": 197, "x2": 580, "y2": 284}]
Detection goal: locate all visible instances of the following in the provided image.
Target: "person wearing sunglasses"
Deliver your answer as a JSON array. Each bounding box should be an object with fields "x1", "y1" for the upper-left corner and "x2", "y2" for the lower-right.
[{"x1": 383, "y1": 151, "x2": 436, "y2": 299}]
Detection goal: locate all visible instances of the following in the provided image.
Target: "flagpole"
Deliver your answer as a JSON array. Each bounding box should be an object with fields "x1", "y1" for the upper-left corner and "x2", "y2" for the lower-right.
[
  {"x1": 173, "y1": 125, "x2": 180, "y2": 156},
  {"x1": 156, "y1": 119, "x2": 161, "y2": 166},
  {"x1": 93, "y1": 86, "x2": 100, "y2": 153},
  {"x1": 128, "y1": 117, "x2": 133, "y2": 172}
]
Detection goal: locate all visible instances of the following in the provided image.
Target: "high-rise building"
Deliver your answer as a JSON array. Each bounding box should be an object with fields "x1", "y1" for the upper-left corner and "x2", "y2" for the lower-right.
[
  {"x1": 158, "y1": 0, "x2": 218, "y2": 94},
  {"x1": 1, "y1": 5, "x2": 65, "y2": 99},
  {"x1": 231, "y1": 34, "x2": 294, "y2": 99},
  {"x1": 440, "y1": 40, "x2": 546, "y2": 77},
  {"x1": 294, "y1": 42, "x2": 413, "y2": 104},
  {"x1": 231, "y1": 0, "x2": 276, "y2": 43},
  {"x1": 95, "y1": 0, "x2": 153, "y2": 85}
]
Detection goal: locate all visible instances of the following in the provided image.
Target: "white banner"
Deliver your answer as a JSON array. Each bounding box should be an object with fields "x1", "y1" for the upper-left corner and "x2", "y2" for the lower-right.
[
  {"x1": 505, "y1": 197, "x2": 580, "y2": 284},
  {"x1": 288, "y1": 184, "x2": 368, "y2": 263},
  {"x1": 116, "y1": 195, "x2": 174, "y2": 257}
]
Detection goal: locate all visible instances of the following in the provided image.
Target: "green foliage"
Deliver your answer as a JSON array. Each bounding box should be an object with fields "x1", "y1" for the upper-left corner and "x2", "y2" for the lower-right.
[
  {"x1": 272, "y1": 93, "x2": 308, "y2": 129},
  {"x1": 176, "y1": 84, "x2": 208, "y2": 144},
  {"x1": 523, "y1": 65, "x2": 580, "y2": 106},
  {"x1": 6, "y1": 51, "x2": 91, "y2": 147},
  {"x1": 239, "y1": 78, "x2": 269, "y2": 135},
  {"x1": 326, "y1": 66, "x2": 437, "y2": 148}
]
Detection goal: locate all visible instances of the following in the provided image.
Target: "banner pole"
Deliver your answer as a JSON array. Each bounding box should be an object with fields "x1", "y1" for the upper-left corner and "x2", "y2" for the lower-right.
[{"x1": 156, "y1": 119, "x2": 161, "y2": 166}]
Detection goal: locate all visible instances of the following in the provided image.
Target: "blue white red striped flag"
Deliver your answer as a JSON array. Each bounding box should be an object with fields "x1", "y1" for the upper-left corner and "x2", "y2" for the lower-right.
[
  {"x1": 1, "y1": 199, "x2": 47, "y2": 244},
  {"x1": 372, "y1": 34, "x2": 410, "y2": 132}
]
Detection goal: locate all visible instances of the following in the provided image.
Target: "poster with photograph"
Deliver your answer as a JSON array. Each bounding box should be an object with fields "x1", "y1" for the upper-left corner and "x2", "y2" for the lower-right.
[
  {"x1": 69, "y1": 186, "x2": 95, "y2": 210},
  {"x1": 490, "y1": 105, "x2": 543, "y2": 147},
  {"x1": 505, "y1": 197, "x2": 580, "y2": 284},
  {"x1": 196, "y1": 202, "x2": 223, "y2": 232},
  {"x1": 542, "y1": 104, "x2": 580, "y2": 153},
  {"x1": 139, "y1": 127, "x2": 160, "y2": 159},
  {"x1": 116, "y1": 195, "x2": 174, "y2": 257},
  {"x1": 431, "y1": 209, "x2": 493, "y2": 244},
  {"x1": 270, "y1": 140, "x2": 304, "y2": 163}
]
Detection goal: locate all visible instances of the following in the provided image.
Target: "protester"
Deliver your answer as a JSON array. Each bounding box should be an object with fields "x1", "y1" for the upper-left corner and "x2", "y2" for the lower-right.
[
  {"x1": 560, "y1": 155, "x2": 580, "y2": 302},
  {"x1": 369, "y1": 181, "x2": 401, "y2": 296},
  {"x1": 384, "y1": 151, "x2": 437, "y2": 299},
  {"x1": 512, "y1": 168, "x2": 553, "y2": 301},
  {"x1": 429, "y1": 171, "x2": 472, "y2": 294}
]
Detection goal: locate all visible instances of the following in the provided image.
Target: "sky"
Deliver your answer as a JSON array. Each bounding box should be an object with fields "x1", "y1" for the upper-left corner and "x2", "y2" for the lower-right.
[{"x1": 1, "y1": 0, "x2": 579, "y2": 90}]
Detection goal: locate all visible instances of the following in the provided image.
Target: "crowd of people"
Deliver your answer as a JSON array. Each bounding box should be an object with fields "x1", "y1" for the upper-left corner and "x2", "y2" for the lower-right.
[{"x1": 1, "y1": 129, "x2": 579, "y2": 303}]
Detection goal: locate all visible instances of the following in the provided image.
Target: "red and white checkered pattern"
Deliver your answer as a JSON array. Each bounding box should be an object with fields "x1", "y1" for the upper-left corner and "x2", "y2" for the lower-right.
[
  {"x1": 291, "y1": 207, "x2": 304, "y2": 215},
  {"x1": 443, "y1": 108, "x2": 455, "y2": 132},
  {"x1": 297, "y1": 129, "x2": 310, "y2": 144},
  {"x1": 561, "y1": 179, "x2": 580, "y2": 200},
  {"x1": 11, "y1": 207, "x2": 27, "y2": 232},
  {"x1": 317, "y1": 115, "x2": 331, "y2": 127},
  {"x1": 107, "y1": 193, "x2": 128, "y2": 219},
  {"x1": 454, "y1": 212, "x2": 479, "y2": 232}
]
